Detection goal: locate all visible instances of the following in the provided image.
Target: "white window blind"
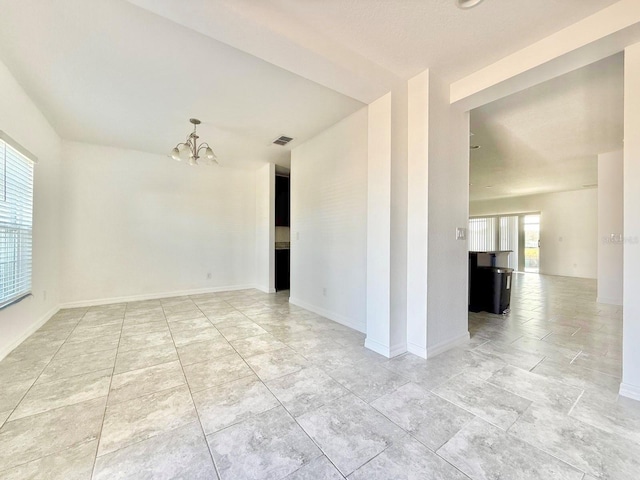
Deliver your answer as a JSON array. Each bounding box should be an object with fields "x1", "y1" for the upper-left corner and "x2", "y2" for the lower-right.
[
  {"x1": 468, "y1": 217, "x2": 497, "y2": 252},
  {"x1": 0, "y1": 133, "x2": 35, "y2": 309},
  {"x1": 499, "y1": 215, "x2": 519, "y2": 270}
]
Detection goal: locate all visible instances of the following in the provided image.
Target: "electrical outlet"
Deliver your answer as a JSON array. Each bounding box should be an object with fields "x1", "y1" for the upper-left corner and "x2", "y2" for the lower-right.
[
  {"x1": 322, "y1": 287, "x2": 327, "y2": 297},
  {"x1": 456, "y1": 227, "x2": 466, "y2": 240},
  {"x1": 207, "y1": 273, "x2": 212, "y2": 280}
]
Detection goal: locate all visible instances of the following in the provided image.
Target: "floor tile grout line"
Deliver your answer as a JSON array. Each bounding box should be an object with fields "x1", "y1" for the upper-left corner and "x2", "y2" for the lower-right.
[
  {"x1": 1, "y1": 310, "x2": 88, "y2": 427},
  {"x1": 257, "y1": 366, "x2": 348, "y2": 478},
  {"x1": 202, "y1": 294, "x2": 354, "y2": 477},
  {"x1": 567, "y1": 389, "x2": 586, "y2": 417},
  {"x1": 570, "y1": 350, "x2": 584, "y2": 364},
  {"x1": 89, "y1": 303, "x2": 126, "y2": 480},
  {"x1": 167, "y1": 296, "x2": 228, "y2": 479}
]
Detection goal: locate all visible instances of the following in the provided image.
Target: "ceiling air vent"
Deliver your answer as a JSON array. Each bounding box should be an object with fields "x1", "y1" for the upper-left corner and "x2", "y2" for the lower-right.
[{"x1": 273, "y1": 135, "x2": 294, "y2": 146}]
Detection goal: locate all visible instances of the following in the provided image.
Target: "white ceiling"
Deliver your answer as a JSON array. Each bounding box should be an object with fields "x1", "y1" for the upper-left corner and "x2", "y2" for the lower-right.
[
  {"x1": 0, "y1": 0, "x2": 624, "y2": 170},
  {"x1": 0, "y1": 0, "x2": 365, "y2": 168},
  {"x1": 470, "y1": 53, "x2": 624, "y2": 202}
]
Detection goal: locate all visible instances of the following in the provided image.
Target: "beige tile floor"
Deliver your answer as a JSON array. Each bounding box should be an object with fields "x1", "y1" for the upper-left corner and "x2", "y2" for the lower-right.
[{"x1": 0, "y1": 274, "x2": 638, "y2": 479}]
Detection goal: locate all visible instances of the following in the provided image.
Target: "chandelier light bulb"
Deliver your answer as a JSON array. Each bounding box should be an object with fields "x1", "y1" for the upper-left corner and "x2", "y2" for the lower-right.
[
  {"x1": 456, "y1": 0, "x2": 484, "y2": 9},
  {"x1": 205, "y1": 147, "x2": 214, "y2": 160},
  {"x1": 171, "y1": 147, "x2": 180, "y2": 161}
]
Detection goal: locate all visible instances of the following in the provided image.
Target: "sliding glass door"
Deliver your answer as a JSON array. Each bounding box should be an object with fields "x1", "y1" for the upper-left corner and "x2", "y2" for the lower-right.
[{"x1": 524, "y1": 214, "x2": 541, "y2": 273}]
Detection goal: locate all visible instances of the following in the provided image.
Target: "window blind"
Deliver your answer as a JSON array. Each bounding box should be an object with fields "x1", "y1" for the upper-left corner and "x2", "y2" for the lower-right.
[
  {"x1": 468, "y1": 217, "x2": 498, "y2": 252},
  {"x1": 0, "y1": 134, "x2": 35, "y2": 309},
  {"x1": 499, "y1": 215, "x2": 519, "y2": 270}
]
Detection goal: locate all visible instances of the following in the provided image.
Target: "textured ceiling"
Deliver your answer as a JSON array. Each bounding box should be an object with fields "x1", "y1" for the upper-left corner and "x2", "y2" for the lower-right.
[
  {"x1": 240, "y1": 0, "x2": 621, "y2": 81},
  {"x1": 0, "y1": 0, "x2": 625, "y2": 169},
  {"x1": 469, "y1": 54, "x2": 624, "y2": 202},
  {"x1": 0, "y1": 0, "x2": 365, "y2": 168}
]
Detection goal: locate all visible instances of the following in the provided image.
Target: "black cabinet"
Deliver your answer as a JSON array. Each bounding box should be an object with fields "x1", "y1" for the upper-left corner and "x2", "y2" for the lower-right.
[
  {"x1": 275, "y1": 175, "x2": 290, "y2": 226},
  {"x1": 275, "y1": 249, "x2": 290, "y2": 291}
]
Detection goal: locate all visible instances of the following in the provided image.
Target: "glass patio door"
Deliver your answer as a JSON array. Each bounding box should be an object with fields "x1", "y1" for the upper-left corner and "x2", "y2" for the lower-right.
[{"x1": 524, "y1": 214, "x2": 540, "y2": 273}]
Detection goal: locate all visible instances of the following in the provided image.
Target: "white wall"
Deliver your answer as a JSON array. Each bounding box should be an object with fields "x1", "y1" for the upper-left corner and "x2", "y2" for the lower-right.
[
  {"x1": 366, "y1": 94, "x2": 392, "y2": 347},
  {"x1": 426, "y1": 72, "x2": 471, "y2": 355},
  {"x1": 390, "y1": 85, "x2": 409, "y2": 355},
  {"x1": 470, "y1": 188, "x2": 598, "y2": 279},
  {"x1": 406, "y1": 71, "x2": 430, "y2": 358},
  {"x1": 290, "y1": 107, "x2": 368, "y2": 332},
  {"x1": 0, "y1": 60, "x2": 62, "y2": 359},
  {"x1": 255, "y1": 163, "x2": 275, "y2": 293},
  {"x1": 621, "y1": 42, "x2": 640, "y2": 401},
  {"x1": 60, "y1": 141, "x2": 257, "y2": 305},
  {"x1": 598, "y1": 150, "x2": 624, "y2": 305}
]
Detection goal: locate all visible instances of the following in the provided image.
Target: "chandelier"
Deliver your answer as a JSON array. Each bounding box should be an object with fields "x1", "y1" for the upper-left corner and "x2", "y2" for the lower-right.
[{"x1": 170, "y1": 118, "x2": 217, "y2": 166}]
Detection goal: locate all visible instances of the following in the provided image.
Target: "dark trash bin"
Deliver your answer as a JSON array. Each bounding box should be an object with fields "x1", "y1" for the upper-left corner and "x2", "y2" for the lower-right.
[{"x1": 469, "y1": 266, "x2": 513, "y2": 314}]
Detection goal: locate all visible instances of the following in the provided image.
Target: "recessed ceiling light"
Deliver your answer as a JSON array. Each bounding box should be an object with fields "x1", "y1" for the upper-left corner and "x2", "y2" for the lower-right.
[
  {"x1": 470, "y1": 145, "x2": 481, "y2": 150},
  {"x1": 485, "y1": 185, "x2": 493, "y2": 188},
  {"x1": 582, "y1": 183, "x2": 598, "y2": 188},
  {"x1": 456, "y1": 0, "x2": 485, "y2": 9}
]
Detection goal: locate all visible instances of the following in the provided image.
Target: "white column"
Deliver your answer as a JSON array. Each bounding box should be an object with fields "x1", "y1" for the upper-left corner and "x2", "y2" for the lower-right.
[
  {"x1": 406, "y1": 70, "x2": 430, "y2": 358},
  {"x1": 254, "y1": 163, "x2": 275, "y2": 293},
  {"x1": 365, "y1": 93, "x2": 393, "y2": 356},
  {"x1": 597, "y1": 150, "x2": 623, "y2": 305},
  {"x1": 425, "y1": 73, "x2": 470, "y2": 357},
  {"x1": 621, "y1": 43, "x2": 640, "y2": 401}
]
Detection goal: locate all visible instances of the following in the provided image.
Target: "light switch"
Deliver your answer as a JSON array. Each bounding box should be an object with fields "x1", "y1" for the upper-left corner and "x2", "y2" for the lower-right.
[{"x1": 456, "y1": 227, "x2": 466, "y2": 240}]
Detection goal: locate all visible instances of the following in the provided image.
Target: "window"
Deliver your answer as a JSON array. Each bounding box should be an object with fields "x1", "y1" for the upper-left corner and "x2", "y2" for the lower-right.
[
  {"x1": 468, "y1": 217, "x2": 498, "y2": 252},
  {"x1": 0, "y1": 132, "x2": 36, "y2": 309},
  {"x1": 468, "y1": 215, "x2": 519, "y2": 270}
]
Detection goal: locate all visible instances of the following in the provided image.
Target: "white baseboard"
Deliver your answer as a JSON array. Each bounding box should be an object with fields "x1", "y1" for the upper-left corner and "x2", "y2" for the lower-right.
[
  {"x1": 426, "y1": 331, "x2": 470, "y2": 358},
  {"x1": 59, "y1": 284, "x2": 257, "y2": 309},
  {"x1": 619, "y1": 383, "x2": 640, "y2": 402},
  {"x1": 364, "y1": 337, "x2": 407, "y2": 358},
  {"x1": 407, "y1": 341, "x2": 427, "y2": 359},
  {"x1": 0, "y1": 305, "x2": 59, "y2": 361},
  {"x1": 254, "y1": 284, "x2": 276, "y2": 294},
  {"x1": 597, "y1": 296, "x2": 623, "y2": 306},
  {"x1": 288, "y1": 297, "x2": 366, "y2": 333}
]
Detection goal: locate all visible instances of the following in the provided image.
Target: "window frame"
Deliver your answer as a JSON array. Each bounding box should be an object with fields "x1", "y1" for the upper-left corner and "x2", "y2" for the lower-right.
[{"x1": 0, "y1": 130, "x2": 37, "y2": 311}]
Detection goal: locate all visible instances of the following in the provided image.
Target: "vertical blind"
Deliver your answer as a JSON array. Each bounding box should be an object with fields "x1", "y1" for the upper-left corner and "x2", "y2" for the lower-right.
[
  {"x1": 0, "y1": 135, "x2": 35, "y2": 309},
  {"x1": 469, "y1": 215, "x2": 519, "y2": 270},
  {"x1": 499, "y1": 215, "x2": 519, "y2": 270},
  {"x1": 468, "y1": 217, "x2": 498, "y2": 252}
]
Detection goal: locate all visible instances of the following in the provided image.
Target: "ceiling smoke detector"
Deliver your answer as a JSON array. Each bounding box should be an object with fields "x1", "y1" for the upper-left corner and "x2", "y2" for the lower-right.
[
  {"x1": 456, "y1": 0, "x2": 485, "y2": 9},
  {"x1": 272, "y1": 135, "x2": 294, "y2": 146}
]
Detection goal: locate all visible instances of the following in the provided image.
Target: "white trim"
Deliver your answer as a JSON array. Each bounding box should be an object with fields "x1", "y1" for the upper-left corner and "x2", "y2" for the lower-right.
[
  {"x1": 59, "y1": 284, "x2": 257, "y2": 309},
  {"x1": 364, "y1": 337, "x2": 406, "y2": 358},
  {"x1": 255, "y1": 285, "x2": 276, "y2": 294},
  {"x1": 0, "y1": 305, "x2": 58, "y2": 361},
  {"x1": 426, "y1": 331, "x2": 470, "y2": 358},
  {"x1": 619, "y1": 382, "x2": 640, "y2": 402},
  {"x1": 0, "y1": 130, "x2": 38, "y2": 163},
  {"x1": 288, "y1": 297, "x2": 366, "y2": 333},
  {"x1": 390, "y1": 342, "x2": 407, "y2": 358},
  {"x1": 407, "y1": 341, "x2": 427, "y2": 359},
  {"x1": 597, "y1": 296, "x2": 623, "y2": 306}
]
